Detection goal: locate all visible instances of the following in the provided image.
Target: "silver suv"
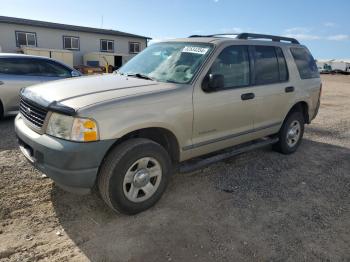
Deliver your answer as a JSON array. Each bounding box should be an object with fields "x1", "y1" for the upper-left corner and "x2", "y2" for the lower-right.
[
  {"x1": 0, "y1": 54, "x2": 80, "y2": 118},
  {"x1": 15, "y1": 33, "x2": 322, "y2": 214}
]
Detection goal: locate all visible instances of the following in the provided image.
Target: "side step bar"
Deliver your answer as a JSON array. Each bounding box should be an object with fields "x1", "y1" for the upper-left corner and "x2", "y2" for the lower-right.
[{"x1": 179, "y1": 137, "x2": 279, "y2": 173}]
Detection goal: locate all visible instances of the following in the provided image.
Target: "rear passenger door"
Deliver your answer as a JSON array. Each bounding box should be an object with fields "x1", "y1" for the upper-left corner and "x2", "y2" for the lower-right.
[{"x1": 249, "y1": 45, "x2": 294, "y2": 133}]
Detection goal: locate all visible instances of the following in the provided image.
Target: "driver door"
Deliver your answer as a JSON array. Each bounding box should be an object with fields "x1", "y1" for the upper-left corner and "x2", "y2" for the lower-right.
[{"x1": 190, "y1": 45, "x2": 256, "y2": 158}]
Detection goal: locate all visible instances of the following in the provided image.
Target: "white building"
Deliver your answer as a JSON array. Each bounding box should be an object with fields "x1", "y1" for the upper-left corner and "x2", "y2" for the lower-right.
[{"x1": 0, "y1": 16, "x2": 151, "y2": 68}]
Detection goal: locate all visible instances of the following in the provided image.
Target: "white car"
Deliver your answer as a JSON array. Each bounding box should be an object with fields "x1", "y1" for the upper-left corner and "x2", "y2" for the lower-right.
[{"x1": 0, "y1": 53, "x2": 80, "y2": 118}]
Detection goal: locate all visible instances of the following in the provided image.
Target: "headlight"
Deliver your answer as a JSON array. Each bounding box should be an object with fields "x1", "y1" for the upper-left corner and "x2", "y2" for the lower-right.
[{"x1": 46, "y1": 112, "x2": 99, "y2": 142}]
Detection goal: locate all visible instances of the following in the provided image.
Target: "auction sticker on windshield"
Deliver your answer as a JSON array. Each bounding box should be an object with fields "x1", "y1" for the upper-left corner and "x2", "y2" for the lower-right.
[{"x1": 182, "y1": 46, "x2": 209, "y2": 55}]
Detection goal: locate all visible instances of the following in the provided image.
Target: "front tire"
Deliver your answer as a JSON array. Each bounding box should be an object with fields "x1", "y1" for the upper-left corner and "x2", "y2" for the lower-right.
[
  {"x1": 273, "y1": 111, "x2": 304, "y2": 154},
  {"x1": 98, "y1": 138, "x2": 172, "y2": 215}
]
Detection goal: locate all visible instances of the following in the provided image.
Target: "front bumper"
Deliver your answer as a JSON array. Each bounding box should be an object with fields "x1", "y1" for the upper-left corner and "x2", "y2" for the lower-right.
[{"x1": 15, "y1": 114, "x2": 115, "y2": 194}]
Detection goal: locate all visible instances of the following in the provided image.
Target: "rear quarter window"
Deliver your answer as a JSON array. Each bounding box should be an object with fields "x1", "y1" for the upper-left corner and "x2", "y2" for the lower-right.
[{"x1": 290, "y1": 47, "x2": 319, "y2": 79}]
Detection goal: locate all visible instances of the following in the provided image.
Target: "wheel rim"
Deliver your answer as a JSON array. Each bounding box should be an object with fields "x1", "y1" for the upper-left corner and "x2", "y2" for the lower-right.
[
  {"x1": 123, "y1": 157, "x2": 162, "y2": 203},
  {"x1": 286, "y1": 120, "x2": 301, "y2": 147}
]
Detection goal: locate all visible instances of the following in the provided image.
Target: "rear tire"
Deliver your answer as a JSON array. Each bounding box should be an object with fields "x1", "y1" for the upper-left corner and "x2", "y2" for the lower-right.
[
  {"x1": 98, "y1": 138, "x2": 172, "y2": 215},
  {"x1": 273, "y1": 111, "x2": 304, "y2": 154}
]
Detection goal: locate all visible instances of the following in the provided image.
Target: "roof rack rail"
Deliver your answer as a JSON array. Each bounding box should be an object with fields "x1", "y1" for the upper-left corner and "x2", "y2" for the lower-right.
[
  {"x1": 188, "y1": 32, "x2": 300, "y2": 44},
  {"x1": 236, "y1": 33, "x2": 300, "y2": 44},
  {"x1": 188, "y1": 33, "x2": 239, "y2": 38}
]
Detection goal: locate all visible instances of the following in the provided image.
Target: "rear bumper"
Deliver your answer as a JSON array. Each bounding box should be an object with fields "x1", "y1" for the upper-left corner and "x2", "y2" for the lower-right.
[{"x1": 15, "y1": 114, "x2": 115, "y2": 194}]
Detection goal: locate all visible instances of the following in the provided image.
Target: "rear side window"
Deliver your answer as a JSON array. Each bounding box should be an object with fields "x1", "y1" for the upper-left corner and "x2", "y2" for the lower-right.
[
  {"x1": 254, "y1": 46, "x2": 281, "y2": 85},
  {"x1": 290, "y1": 47, "x2": 319, "y2": 79},
  {"x1": 36, "y1": 60, "x2": 72, "y2": 77},
  {"x1": 275, "y1": 47, "x2": 289, "y2": 81}
]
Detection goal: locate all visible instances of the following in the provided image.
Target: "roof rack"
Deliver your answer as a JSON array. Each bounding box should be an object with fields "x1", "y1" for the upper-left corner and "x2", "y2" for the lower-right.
[
  {"x1": 236, "y1": 33, "x2": 300, "y2": 44},
  {"x1": 188, "y1": 32, "x2": 300, "y2": 44},
  {"x1": 189, "y1": 33, "x2": 239, "y2": 38}
]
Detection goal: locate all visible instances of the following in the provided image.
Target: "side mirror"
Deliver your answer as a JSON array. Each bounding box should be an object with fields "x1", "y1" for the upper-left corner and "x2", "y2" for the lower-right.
[
  {"x1": 71, "y1": 70, "x2": 80, "y2": 77},
  {"x1": 202, "y1": 74, "x2": 224, "y2": 92}
]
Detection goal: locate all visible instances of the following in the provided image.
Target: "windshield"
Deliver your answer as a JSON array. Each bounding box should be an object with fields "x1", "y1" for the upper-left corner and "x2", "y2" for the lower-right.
[{"x1": 118, "y1": 42, "x2": 213, "y2": 84}]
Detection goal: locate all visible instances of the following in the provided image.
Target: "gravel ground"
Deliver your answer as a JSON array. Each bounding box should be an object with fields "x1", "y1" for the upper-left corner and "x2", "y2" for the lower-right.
[{"x1": 0, "y1": 75, "x2": 349, "y2": 262}]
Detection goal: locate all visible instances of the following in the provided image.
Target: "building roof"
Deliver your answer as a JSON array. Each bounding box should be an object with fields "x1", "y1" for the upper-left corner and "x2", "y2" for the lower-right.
[{"x1": 0, "y1": 16, "x2": 151, "y2": 39}]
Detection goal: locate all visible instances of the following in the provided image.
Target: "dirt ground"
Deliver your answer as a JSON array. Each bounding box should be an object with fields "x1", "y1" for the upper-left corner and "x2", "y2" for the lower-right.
[{"x1": 0, "y1": 75, "x2": 349, "y2": 262}]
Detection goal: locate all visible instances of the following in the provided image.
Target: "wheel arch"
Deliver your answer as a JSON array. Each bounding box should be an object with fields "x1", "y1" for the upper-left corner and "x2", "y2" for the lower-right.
[
  {"x1": 104, "y1": 127, "x2": 181, "y2": 165},
  {"x1": 285, "y1": 101, "x2": 310, "y2": 124}
]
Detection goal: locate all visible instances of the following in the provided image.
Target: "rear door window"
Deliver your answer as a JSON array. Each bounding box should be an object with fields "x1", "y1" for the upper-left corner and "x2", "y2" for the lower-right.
[
  {"x1": 275, "y1": 47, "x2": 289, "y2": 81},
  {"x1": 253, "y1": 46, "x2": 280, "y2": 85},
  {"x1": 290, "y1": 47, "x2": 319, "y2": 79},
  {"x1": 36, "y1": 60, "x2": 72, "y2": 77}
]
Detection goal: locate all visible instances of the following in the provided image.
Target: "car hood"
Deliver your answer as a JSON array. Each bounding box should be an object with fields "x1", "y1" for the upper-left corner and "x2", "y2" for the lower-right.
[{"x1": 21, "y1": 74, "x2": 176, "y2": 111}]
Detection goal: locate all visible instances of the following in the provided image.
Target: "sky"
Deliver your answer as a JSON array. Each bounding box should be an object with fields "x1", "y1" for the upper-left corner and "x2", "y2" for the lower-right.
[{"x1": 1, "y1": 0, "x2": 350, "y2": 59}]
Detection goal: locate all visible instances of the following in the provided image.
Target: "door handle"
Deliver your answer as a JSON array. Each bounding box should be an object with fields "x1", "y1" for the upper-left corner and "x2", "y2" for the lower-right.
[
  {"x1": 0, "y1": 81, "x2": 4, "y2": 85},
  {"x1": 285, "y1": 86, "x2": 294, "y2": 93},
  {"x1": 241, "y1": 93, "x2": 255, "y2": 100}
]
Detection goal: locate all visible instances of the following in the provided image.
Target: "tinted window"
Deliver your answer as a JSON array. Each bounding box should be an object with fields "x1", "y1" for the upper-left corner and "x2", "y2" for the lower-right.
[
  {"x1": 275, "y1": 47, "x2": 289, "y2": 81},
  {"x1": 254, "y1": 46, "x2": 280, "y2": 85},
  {"x1": 36, "y1": 60, "x2": 71, "y2": 77},
  {"x1": 0, "y1": 58, "x2": 71, "y2": 77},
  {"x1": 0, "y1": 58, "x2": 40, "y2": 75},
  {"x1": 209, "y1": 45, "x2": 250, "y2": 88},
  {"x1": 290, "y1": 48, "x2": 319, "y2": 79}
]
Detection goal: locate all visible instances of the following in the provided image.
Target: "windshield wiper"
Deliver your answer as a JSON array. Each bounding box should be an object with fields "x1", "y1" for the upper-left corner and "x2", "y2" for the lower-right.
[{"x1": 126, "y1": 73, "x2": 155, "y2": 81}]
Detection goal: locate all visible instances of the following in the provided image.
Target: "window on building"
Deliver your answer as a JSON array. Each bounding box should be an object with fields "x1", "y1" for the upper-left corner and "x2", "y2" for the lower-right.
[
  {"x1": 100, "y1": 39, "x2": 114, "y2": 52},
  {"x1": 129, "y1": 42, "x2": 141, "y2": 54},
  {"x1": 208, "y1": 45, "x2": 250, "y2": 89},
  {"x1": 63, "y1": 36, "x2": 79, "y2": 50},
  {"x1": 15, "y1": 31, "x2": 37, "y2": 47},
  {"x1": 290, "y1": 47, "x2": 319, "y2": 79}
]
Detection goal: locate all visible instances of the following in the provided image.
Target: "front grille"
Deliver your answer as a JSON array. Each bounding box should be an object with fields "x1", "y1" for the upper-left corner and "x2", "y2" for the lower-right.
[{"x1": 19, "y1": 98, "x2": 48, "y2": 128}]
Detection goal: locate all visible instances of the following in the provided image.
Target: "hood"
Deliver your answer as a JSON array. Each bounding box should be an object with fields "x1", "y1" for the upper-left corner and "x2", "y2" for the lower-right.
[{"x1": 21, "y1": 74, "x2": 175, "y2": 112}]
